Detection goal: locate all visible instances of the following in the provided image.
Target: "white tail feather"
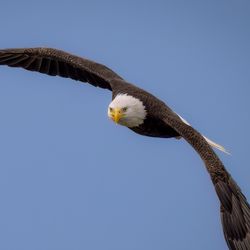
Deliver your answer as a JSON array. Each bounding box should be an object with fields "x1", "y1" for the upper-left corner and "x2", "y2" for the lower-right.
[
  {"x1": 176, "y1": 113, "x2": 230, "y2": 155},
  {"x1": 202, "y1": 135, "x2": 230, "y2": 155}
]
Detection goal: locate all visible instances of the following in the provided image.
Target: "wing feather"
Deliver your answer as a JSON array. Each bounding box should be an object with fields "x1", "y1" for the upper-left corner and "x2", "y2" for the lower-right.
[
  {"x1": 162, "y1": 113, "x2": 250, "y2": 250},
  {"x1": 0, "y1": 47, "x2": 123, "y2": 90}
]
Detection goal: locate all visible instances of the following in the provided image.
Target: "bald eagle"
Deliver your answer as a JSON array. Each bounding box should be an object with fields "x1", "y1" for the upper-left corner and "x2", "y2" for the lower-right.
[{"x1": 0, "y1": 48, "x2": 249, "y2": 250}]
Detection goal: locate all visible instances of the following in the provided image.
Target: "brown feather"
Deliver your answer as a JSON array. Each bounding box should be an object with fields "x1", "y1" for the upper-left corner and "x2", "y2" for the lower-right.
[
  {"x1": 162, "y1": 114, "x2": 250, "y2": 250},
  {"x1": 0, "y1": 47, "x2": 123, "y2": 90}
]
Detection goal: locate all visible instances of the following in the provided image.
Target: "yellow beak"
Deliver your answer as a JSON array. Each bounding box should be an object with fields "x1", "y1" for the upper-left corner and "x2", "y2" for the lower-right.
[{"x1": 113, "y1": 108, "x2": 122, "y2": 123}]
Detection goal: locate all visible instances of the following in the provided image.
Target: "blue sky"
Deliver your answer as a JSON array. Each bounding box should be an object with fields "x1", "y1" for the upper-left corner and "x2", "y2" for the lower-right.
[{"x1": 0, "y1": 1, "x2": 250, "y2": 249}]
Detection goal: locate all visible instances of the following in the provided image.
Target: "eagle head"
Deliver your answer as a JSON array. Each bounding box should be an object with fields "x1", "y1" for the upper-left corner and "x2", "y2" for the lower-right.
[{"x1": 108, "y1": 94, "x2": 147, "y2": 128}]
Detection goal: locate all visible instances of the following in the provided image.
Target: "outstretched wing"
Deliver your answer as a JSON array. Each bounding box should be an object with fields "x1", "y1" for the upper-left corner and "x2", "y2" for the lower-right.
[
  {"x1": 162, "y1": 112, "x2": 250, "y2": 250},
  {"x1": 0, "y1": 47, "x2": 123, "y2": 90}
]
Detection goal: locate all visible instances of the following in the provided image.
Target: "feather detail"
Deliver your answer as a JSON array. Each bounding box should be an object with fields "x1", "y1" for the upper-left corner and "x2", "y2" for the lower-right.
[
  {"x1": 176, "y1": 113, "x2": 230, "y2": 154},
  {"x1": 203, "y1": 135, "x2": 230, "y2": 155}
]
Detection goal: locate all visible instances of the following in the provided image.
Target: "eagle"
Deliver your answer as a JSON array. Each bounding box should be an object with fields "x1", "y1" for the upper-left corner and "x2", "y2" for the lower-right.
[{"x1": 0, "y1": 47, "x2": 249, "y2": 250}]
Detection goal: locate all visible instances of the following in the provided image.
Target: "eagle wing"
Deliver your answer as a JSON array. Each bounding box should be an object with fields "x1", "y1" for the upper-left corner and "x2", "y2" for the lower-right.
[
  {"x1": 0, "y1": 47, "x2": 123, "y2": 90},
  {"x1": 163, "y1": 113, "x2": 250, "y2": 250}
]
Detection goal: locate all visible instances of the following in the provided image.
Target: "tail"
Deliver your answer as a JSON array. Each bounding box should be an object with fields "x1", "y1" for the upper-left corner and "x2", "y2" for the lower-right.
[
  {"x1": 176, "y1": 113, "x2": 229, "y2": 154},
  {"x1": 203, "y1": 135, "x2": 230, "y2": 155},
  {"x1": 214, "y1": 177, "x2": 250, "y2": 249}
]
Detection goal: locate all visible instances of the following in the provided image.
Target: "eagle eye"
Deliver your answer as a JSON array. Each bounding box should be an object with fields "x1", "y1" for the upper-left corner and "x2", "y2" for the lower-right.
[{"x1": 122, "y1": 107, "x2": 128, "y2": 112}]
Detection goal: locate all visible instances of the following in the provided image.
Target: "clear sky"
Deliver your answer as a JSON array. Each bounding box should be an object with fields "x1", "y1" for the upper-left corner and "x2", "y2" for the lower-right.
[{"x1": 0, "y1": 1, "x2": 249, "y2": 249}]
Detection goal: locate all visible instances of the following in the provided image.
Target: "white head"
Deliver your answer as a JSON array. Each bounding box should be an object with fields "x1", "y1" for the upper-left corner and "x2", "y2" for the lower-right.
[{"x1": 108, "y1": 94, "x2": 147, "y2": 127}]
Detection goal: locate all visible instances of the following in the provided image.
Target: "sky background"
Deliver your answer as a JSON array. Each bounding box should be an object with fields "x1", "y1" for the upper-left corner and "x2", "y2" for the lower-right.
[{"x1": 0, "y1": 1, "x2": 250, "y2": 249}]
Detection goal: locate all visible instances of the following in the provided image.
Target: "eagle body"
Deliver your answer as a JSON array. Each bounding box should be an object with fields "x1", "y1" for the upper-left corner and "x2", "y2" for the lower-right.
[
  {"x1": 110, "y1": 80, "x2": 180, "y2": 138},
  {"x1": 130, "y1": 116, "x2": 180, "y2": 138},
  {"x1": 0, "y1": 47, "x2": 250, "y2": 250}
]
